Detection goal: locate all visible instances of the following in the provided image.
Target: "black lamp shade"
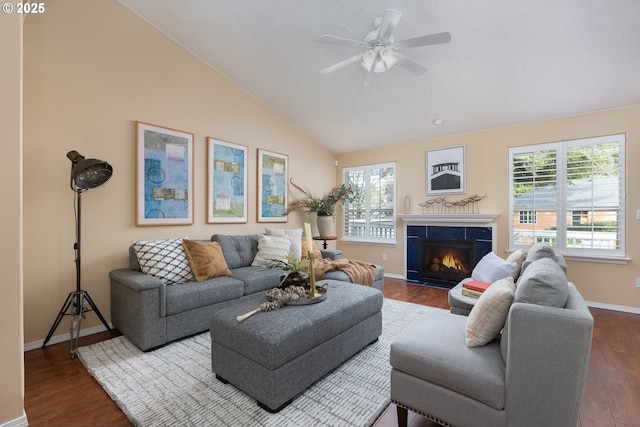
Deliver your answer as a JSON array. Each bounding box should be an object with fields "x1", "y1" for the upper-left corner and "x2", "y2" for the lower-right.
[{"x1": 67, "y1": 151, "x2": 113, "y2": 190}]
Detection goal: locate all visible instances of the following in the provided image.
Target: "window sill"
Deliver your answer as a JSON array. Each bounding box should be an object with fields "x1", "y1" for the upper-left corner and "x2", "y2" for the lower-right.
[
  {"x1": 341, "y1": 238, "x2": 397, "y2": 246},
  {"x1": 563, "y1": 255, "x2": 629, "y2": 264}
]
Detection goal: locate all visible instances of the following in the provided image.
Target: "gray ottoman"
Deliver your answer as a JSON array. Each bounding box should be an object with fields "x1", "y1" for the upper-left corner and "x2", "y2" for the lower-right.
[{"x1": 209, "y1": 280, "x2": 383, "y2": 412}]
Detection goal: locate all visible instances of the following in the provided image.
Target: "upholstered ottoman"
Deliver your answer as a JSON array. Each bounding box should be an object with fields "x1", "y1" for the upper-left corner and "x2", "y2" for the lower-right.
[{"x1": 209, "y1": 280, "x2": 383, "y2": 412}]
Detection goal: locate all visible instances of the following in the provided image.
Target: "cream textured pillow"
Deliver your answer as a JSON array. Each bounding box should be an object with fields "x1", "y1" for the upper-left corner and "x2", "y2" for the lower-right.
[
  {"x1": 251, "y1": 234, "x2": 292, "y2": 267},
  {"x1": 182, "y1": 239, "x2": 232, "y2": 282},
  {"x1": 465, "y1": 276, "x2": 516, "y2": 347},
  {"x1": 265, "y1": 227, "x2": 303, "y2": 261},
  {"x1": 133, "y1": 237, "x2": 194, "y2": 284}
]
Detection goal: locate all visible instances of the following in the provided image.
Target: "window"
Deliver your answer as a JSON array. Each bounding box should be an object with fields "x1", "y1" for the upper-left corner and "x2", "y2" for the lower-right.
[
  {"x1": 509, "y1": 134, "x2": 625, "y2": 258},
  {"x1": 519, "y1": 210, "x2": 537, "y2": 224},
  {"x1": 342, "y1": 162, "x2": 396, "y2": 243}
]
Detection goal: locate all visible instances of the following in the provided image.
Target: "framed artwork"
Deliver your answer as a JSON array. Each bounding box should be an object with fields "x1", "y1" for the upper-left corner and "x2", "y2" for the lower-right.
[
  {"x1": 207, "y1": 137, "x2": 248, "y2": 223},
  {"x1": 426, "y1": 145, "x2": 466, "y2": 194},
  {"x1": 136, "y1": 121, "x2": 194, "y2": 226},
  {"x1": 257, "y1": 149, "x2": 288, "y2": 223}
]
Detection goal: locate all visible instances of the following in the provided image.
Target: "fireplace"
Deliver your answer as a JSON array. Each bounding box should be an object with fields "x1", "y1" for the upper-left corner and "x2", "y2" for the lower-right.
[{"x1": 419, "y1": 238, "x2": 477, "y2": 287}]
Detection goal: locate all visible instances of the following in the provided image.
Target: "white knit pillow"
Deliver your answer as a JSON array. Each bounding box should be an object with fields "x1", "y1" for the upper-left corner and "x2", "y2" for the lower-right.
[
  {"x1": 465, "y1": 276, "x2": 515, "y2": 347},
  {"x1": 133, "y1": 237, "x2": 194, "y2": 284},
  {"x1": 251, "y1": 234, "x2": 292, "y2": 267},
  {"x1": 265, "y1": 227, "x2": 303, "y2": 261}
]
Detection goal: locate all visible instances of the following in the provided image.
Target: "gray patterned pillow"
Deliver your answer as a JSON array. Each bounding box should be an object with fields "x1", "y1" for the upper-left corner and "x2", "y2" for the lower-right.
[{"x1": 133, "y1": 237, "x2": 194, "y2": 284}]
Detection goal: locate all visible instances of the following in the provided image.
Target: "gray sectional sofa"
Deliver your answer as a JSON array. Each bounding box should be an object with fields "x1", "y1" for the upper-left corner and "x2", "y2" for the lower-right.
[{"x1": 110, "y1": 234, "x2": 384, "y2": 351}]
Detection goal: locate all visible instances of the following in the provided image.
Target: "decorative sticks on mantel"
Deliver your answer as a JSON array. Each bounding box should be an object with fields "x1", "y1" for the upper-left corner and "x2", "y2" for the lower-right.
[{"x1": 419, "y1": 194, "x2": 487, "y2": 214}]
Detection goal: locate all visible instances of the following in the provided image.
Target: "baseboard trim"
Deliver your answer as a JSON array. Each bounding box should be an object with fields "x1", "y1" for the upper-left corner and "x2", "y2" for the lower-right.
[
  {"x1": 24, "y1": 323, "x2": 112, "y2": 352},
  {"x1": 0, "y1": 411, "x2": 28, "y2": 427},
  {"x1": 586, "y1": 301, "x2": 640, "y2": 315},
  {"x1": 384, "y1": 272, "x2": 404, "y2": 280}
]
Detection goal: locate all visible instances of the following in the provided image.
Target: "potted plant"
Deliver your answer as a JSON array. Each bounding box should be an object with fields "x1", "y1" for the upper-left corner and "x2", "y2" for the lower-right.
[
  {"x1": 287, "y1": 178, "x2": 356, "y2": 236},
  {"x1": 265, "y1": 254, "x2": 310, "y2": 289}
]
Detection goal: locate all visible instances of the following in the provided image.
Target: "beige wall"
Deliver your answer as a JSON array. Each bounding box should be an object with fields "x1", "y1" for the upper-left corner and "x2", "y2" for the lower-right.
[
  {"x1": 337, "y1": 106, "x2": 640, "y2": 309},
  {"x1": 0, "y1": 7, "x2": 25, "y2": 425},
  {"x1": 22, "y1": 0, "x2": 336, "y2": 344}
]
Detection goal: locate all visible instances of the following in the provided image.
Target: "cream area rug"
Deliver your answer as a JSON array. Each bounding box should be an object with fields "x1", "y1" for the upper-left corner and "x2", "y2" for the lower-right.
[{"x1": 78, "y1": 298, "x2": 440, "y2": 427}]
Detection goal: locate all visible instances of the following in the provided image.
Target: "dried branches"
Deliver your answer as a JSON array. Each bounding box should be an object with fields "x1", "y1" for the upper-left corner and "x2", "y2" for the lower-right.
[
  {"x1": 236, "y1": 286, "x2": 307, "y2": 322},
  {"x1": 419, "y1": 194, "x2": 487, "y2": 214}
]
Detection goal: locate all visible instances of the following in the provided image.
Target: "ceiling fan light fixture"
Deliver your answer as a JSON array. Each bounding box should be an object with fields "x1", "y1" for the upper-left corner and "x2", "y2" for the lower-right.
[
  {"x1": 380, "y1": 47, "x2": 397, "y2": 69},
  {"x1": 360, "y1": 49, "x2": 376, "y2": 71}
]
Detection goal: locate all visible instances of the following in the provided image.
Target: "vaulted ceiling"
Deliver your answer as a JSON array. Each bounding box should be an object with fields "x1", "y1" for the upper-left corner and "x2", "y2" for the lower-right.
[{"x1": 119, "y1": 0, "x2": 640, "y2": 154}]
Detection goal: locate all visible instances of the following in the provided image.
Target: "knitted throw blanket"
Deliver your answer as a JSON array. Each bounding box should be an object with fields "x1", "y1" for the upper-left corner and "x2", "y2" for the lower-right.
[{"x1": 313, "y1": 257, "x2": 377, "y2": 287}]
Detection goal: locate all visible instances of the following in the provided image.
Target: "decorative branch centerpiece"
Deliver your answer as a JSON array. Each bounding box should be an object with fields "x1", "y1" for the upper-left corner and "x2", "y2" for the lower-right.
[{"x1": 419, "y1": 194, "x2": 487, "y2": 214}]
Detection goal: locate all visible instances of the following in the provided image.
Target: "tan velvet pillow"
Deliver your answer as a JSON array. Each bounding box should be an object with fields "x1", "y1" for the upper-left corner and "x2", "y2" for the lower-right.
[
  {"x1": 465, "y1": 276, "x2": 515, "y2": 347},
  {"x1": 300, "y1": 238, "x2": 322, "y2": 259},
  {"x1": 182, "y1": 239, "x2": 232, "y2": 282}
]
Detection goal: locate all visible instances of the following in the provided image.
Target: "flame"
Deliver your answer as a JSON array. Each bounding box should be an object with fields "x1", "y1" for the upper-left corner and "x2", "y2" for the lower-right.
[{"x1": 442, "y1": 252, "x2": 460, "y2": 269}]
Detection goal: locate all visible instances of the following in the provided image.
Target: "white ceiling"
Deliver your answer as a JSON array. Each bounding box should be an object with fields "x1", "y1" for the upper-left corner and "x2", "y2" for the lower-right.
[{"x1": 119, "y1": 0, "x2": 640, "y2": 154}]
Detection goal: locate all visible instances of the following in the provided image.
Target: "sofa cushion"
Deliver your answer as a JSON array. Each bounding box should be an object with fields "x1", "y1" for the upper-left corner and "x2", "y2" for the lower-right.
[
  {"x1": 514, "y1": 257, "x2": 568, "y2": 307},
  {"x1": 230, "y1": 266, "x2": 285, "y2": 295},
  {"x1": 165, "y1": 275, "x2": 244, "y2": 315},
  {"x1": 265, "y1": 227, "x2": 303, "y2": 261},
  {"x1": 211, "y1": 234, "x2": 258, "y2": 269},
  {"x1": 182, "y1": 239, "x2": 232, "y2": 282},
  {"x1": 251, "y1": 234, "x2": 291, "y2": 267},
  {"x1": 466, "y1": 277, "x2": 516, "y2": 347},
  {"x1": 390, "y1": 309, "x2": 506, "y2": 410},
  {"x1": 132, "y1": 237, "x2": 194, "y2": 284},
  {"x1": 505, "y1": 249, "x2": 527, "y2": 279},
  {"x1": 471, "y1": 252, "x2": 517, "y2": 283},
  {"x1": 521, "y1": 243, "x2": 566, "y2": 274}
]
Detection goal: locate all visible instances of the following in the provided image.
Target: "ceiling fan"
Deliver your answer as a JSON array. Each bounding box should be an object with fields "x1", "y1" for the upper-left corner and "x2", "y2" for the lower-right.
[{"x1": 319, "y1": 9, "x2": 451, "y2": 84}]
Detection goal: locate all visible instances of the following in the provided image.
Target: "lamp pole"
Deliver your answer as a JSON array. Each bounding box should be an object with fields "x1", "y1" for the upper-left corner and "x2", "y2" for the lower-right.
[{"x1": 41, "y1": 152, "x2": 113, "y2": 358}]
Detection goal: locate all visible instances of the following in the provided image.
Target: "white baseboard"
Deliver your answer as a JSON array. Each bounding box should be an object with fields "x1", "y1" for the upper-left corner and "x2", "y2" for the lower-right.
[
  {"x1": 586, "y1": 301, "x2": 640, "y2": 315},
  {"x1": 383, "y1": 272, "x2": 405, "y2": 280},
  {"x1": 0, "y1": 411, "x2": 28, "y2": 427},
  {"x1": 24, "y1": 323, "x2": 112, "y2": 352}
]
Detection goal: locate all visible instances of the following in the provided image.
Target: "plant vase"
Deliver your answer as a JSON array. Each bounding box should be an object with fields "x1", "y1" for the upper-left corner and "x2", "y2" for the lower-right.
[
  {"x1": 316, "y1": 214, "x2": 334, "y2": 237},
  {"x1": 279, "y1": 272, "x2": 309, "y2": 290}
]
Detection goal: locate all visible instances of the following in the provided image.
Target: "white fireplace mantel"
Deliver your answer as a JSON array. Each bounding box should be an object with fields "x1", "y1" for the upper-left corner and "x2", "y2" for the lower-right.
[{"x1": 397, "y1": 213, "x2": 500, "y2": 226}]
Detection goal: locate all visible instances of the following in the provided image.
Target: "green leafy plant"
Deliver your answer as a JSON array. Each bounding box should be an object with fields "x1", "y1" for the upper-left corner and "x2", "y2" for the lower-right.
[
  {"x1": 265, "y1": 254, "x2": 310, "y2": 287},
  {"x1": 286, "y1": 178, "x2": 356, "y2": 216}
]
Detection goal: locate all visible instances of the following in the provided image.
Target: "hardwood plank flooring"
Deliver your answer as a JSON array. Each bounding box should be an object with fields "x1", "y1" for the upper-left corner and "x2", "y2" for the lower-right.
[{"x1": 23, "y1": 278, "x2": 640, "y2": 427}]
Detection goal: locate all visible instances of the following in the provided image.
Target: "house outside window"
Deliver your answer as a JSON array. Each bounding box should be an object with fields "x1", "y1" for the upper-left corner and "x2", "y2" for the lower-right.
[
  {"x1": 342, "y1": 162, "x2": 396, "y2": 244},
  {"x1": 519, "y1": 210, "x2": 537, "y2": 224},
  {"x1": 509, "y1": 134, "x2": 626, "y2": 258}
]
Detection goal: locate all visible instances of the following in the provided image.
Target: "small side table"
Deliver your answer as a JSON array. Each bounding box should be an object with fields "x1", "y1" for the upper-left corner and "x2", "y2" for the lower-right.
[{"x1": 313, "y1": 236, "x2": 337, "y2": 249}]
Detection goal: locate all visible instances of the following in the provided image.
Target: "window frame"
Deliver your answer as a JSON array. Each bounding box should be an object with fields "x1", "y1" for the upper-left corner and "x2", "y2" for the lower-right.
[
  {"x1": 509, "y1": 134, "x2": 626, "y2": 259},
  {"x1": 342, "y1": 162, "x2": 397, "y2": 245}
]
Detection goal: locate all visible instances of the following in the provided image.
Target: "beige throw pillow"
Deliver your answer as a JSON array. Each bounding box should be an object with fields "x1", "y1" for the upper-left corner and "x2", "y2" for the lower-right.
[
  {"x1": 265, "y1": 227, "x2": 303, "y2": 261},
  {"x1": 300, "y1": 238, "x2": 322, "y2": 259},
  {"x1": 182, "y1": 239, "x2": 232, "y2": 282},
  {"x1": 465, "y1": 276, "x2": 516, "y2": 347}
]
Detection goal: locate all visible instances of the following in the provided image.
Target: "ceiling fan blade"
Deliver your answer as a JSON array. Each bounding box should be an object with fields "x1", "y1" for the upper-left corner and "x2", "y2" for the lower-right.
[
  {"x1": 320, "y1": 54, "x2": 363, "y2": 74},
  {"x1": 318, "y1": 35, "x2": 366, "y2": 49},
  {"x1": 394, "y1": 52, "x2": 428, "y2": 75},
  {"x1": 377, "y1": 9, "x2": 402, "y2": 41},
  {"x1": 395, "y1": 32, "x2": 452, "y2": 49}
]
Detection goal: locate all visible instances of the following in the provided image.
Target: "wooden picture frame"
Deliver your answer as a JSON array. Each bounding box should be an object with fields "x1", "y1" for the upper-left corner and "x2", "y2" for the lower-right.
[
  {"x1": 136, "y1": 121, "x2": 194, "y2": 226},
  {"x1": 426, "y1": 145, "x2": 466, "y2": 195},
  {"x1": 257, "y1": 149, "x2": 288, "y2": 223},
  {"x1": 207, "y1": 137, "x2": 248, "y2": 223}
]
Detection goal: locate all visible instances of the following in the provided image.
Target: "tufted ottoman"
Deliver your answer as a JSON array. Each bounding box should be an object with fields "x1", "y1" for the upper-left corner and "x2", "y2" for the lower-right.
[{"x1": 209, "y1": 280, "x2": 383, "y2": 412}]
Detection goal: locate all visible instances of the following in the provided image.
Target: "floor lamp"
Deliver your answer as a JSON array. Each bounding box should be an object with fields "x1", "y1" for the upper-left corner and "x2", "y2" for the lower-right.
[{"x1": 42, "y1": 151, "x2": 114, "y2": 358}]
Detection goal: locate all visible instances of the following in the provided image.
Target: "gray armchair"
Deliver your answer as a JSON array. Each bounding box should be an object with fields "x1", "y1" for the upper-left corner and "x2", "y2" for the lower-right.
[{"x1": 390, "y1": 283, "x2": 593, "y2": 427}]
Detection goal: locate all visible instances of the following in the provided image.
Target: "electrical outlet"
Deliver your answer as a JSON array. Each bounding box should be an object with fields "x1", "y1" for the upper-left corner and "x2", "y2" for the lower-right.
[
  {"x1": 636, "y1": 277, "x2": 640, "y2": 288},
  {"x1": 382, "y1": 253, "x2": 388, "y2": 261}
]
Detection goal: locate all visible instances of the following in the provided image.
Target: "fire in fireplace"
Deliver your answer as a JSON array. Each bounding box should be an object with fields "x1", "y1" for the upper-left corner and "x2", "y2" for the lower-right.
[{"x1": 419, "y1": 238, "x2": 477, "y2": 287}]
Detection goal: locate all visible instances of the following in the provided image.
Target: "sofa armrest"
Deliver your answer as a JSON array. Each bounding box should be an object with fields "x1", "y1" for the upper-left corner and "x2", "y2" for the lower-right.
[
  {"x1": 321, "y1": 249, "x2": 342, "y2": 260},
  {"x1": 504, "y1": 288, "x2": 593, "y2": 427},
  {"x1": 109, "y1": 268, "x2": 165, "y2": 291}
]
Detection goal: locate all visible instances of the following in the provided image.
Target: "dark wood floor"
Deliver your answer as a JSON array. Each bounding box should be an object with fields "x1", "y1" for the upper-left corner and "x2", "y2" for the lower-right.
[{"x1": 24, "y1": 278, "x2": 640, "y2": 427}]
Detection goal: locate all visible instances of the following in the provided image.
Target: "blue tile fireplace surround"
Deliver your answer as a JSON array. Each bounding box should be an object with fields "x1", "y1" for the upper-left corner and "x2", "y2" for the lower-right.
[{"x1": 398, "y1": 214, "x2": 499, "y2": 288}]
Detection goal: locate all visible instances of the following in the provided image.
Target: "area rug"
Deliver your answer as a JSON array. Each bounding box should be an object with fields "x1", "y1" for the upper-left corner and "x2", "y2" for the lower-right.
[{"x1": 78, "y1": 298, "x2": 441, "y2": 427}]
